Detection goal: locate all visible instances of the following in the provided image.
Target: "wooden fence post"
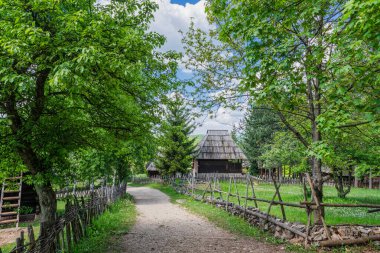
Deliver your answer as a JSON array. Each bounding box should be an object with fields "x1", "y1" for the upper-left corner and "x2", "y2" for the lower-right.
[
  {"x1": 272, "y1": 175, "x2": 286, "y2": 221},
  {"x1": 249, "y1": 176, "x2": 258, "y2": 208},
  {"x1": 233, "y1": 177, "x2": 241, "y2": 206},
  {"x1": 305, "y1": 173, "x2": 331, "y2": 240},
  {"x1": 244, "y1": 176, "x2": 249, "y2": 217},
  {"x1": 226, "y1": 177, "x2": 232, "y2": 211}
]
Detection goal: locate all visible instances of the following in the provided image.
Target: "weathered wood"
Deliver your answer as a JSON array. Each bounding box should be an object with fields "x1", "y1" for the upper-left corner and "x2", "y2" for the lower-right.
[
  {"x1": 249, "y1": 177, "x2": 258, "y2": 208},
  {"x1": 234, "y1": 205, "x2": 307, "y2": 238},
  {"x1": 214, "y1": 189, "x2": 307, "y2": 208},
  {"x1": 272, "y1": 176, "x2": 286, "y2": 221},
  {"x1": 15, "y1": 237, "x2": 21, "y2": 253},
  {"x1": 319, "y1": 235, "x2": 380, "y2": 247},
  {"x1": 305, "y1": 173, "x2": 331, "y2": 240},
  {"x1": 233, "y1": 177, "x2": 241, "y2": 206},
  {"x1": 244, "y1": 177, "x2": 249, "y2": 217},
  {"x1": 226, "y1": 177, "x2": 232, "y2": 212},
  {"x1": 301, "y1": 202, "x2": 380, "y2": 209},
  {"x1": 27, "y1": 225, "x2": 35, "y2": 247}
]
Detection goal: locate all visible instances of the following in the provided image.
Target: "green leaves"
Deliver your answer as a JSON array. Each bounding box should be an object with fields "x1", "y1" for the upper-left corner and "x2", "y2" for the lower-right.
[{"x1": 0, "y1": 0, "x2": 179, "y2": 185}]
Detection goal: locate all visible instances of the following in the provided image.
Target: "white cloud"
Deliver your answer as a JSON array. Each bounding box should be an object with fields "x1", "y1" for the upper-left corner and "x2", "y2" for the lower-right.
[
  {"x1": 150, "y1": 0, "x2": 245, "y2": 134},
  {"x1": 193, "y1": 107, "x2": 245, "y2": 135},
  {"x1": 150, "y1": 0, "x2": 210, "y2": 53}
]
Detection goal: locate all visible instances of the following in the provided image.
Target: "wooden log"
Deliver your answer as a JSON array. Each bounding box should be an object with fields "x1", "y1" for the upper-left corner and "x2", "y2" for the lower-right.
[
  {"x1": 305, "y1": 173, "x2": 331, "y2": 240},
  {"x1": 319, "y1": 235, "x2": 380, "y2": 247},
  {"x1": 301, "y1": 201, "x2": 380, "y2": 209},
  {"x1": 234, "y1": 205, "x2": 307, "y2": 238},
  {"x1": 214, "y1": 189, "x2": 307, "y2": 208}
]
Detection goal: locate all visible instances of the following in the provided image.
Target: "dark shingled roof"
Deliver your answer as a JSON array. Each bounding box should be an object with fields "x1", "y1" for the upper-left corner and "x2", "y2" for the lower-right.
[{"x1": 195, "y1": 130, "x2": 247, "y2": 160}]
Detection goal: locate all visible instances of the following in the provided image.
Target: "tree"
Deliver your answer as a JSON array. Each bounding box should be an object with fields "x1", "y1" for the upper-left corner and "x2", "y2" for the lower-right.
[
  {"x1": 155, "y1": 95, "x2": 197, "y2": 176},
  {"x1": 238, "y1": 104, "x2": 282, "y2": 175},
  {"x1": 183, "y1": 0, "x2": 380, "y2": 224},
  {"x1": 0, "y1": 0, "x2": 178, "y2": 232}
]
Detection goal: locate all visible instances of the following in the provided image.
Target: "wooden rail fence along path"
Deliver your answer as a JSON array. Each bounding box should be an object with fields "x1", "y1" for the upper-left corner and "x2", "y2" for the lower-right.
[
  {"x1": 165, "y1": 174, "x2": 380, "y2": 247},
  {"x1": 0, "y1": 184, "x2": 126, "y2": 253}
]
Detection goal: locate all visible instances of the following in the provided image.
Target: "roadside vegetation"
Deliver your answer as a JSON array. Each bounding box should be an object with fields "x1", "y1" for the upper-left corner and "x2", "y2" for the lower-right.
[
  {"x1": 216, "y1": 182, "x2": 380, "y2": 225},
  {"x1": 131, "y1": 183, "x2": 380, "y2": 253},
  {"x1": 73, "y1": 194, "x2": 137, "y2": 253}
]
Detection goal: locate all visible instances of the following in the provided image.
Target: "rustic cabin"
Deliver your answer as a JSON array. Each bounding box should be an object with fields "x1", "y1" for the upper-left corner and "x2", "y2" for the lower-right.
[
  {"x1": 146, "y1": 162, "x2": 160, "y2": 177},
  {"x1": 193, "y1": 130, "x2": 247, "y2": 175}
]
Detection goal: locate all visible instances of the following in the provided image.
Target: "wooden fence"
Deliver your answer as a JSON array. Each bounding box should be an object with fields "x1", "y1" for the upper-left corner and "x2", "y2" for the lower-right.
[
  {"x1": 168, "y1": 173, "x2": 380, "y2": 247},
  {"x1": 1, "y1": 184, "x2": 126, "y2": 253}
]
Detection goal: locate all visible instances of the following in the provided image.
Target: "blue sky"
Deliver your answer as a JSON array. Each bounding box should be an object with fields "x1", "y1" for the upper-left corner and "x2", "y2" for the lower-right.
[
  {"x1": 171, "y1": 0, "x2": 200, "y2": 5},
  {"x1": 149, "y1": 0, "x2": 245, "y2": 134}
]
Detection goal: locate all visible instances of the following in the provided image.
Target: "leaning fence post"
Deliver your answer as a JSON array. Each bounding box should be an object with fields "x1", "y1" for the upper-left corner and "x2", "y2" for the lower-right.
[
  {"x1": 272, "y1": 175, "x2": 286, "y2": 221},
  {"x1": 305, "y1": 173, "x2": 331, "y2": 240},
  {"x1": 249, "y1": 176, "x2": 258, "y2": 208}
]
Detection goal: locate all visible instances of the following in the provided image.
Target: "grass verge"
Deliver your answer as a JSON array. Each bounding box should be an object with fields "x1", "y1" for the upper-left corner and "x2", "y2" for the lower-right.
[
  {"x1": 73, "y1": 194, "x2": 137, "y2": 253},
  {"x1": 131, "y1": 183, "x2": 380, "y2": 253}
]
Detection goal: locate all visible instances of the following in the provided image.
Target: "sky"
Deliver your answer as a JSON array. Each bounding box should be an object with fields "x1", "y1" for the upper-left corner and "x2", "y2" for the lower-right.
[{"x1": 150, "y1": 0, "x2": 245, "y2": 135}]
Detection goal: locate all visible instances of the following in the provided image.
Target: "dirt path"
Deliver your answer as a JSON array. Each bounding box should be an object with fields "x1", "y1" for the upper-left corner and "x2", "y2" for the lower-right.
[
  {"x1": 0, "y1": 227, "x2": 27, "y2": 247},
  {"x1": 119, "y1": 187, "x2": 285, "y2": 253}
]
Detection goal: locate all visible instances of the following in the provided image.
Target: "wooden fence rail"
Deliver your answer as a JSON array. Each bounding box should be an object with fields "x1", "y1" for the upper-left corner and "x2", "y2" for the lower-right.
[
  {"x1": 1, "y1": 184, "x2": 126, "y2": 253},
  {"x1": 166, "y1": 174, "x2": 380, "y2": 246}
]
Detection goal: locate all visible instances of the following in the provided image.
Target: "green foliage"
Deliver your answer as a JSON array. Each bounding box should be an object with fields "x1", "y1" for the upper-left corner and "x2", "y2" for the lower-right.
[
  {"x1": 238, "y1": 104, "x2": 282, "y2": 174},
  {"x1": 183, "y1": 0, "x2": 380, "y2": 204},
  {"x1": 18, "y1": 206, "x2": 34, "y2": 215},
  {"x1": 0, "y1": 0, "x2": 178, "y2": 183},
  {"x1": 155, "y1": 95, "x2": 197, "y2": 176},
  {"x1": 260, "y1": 132, "x2": 308, "y2": 172},
  {"x1": 73, "y1": 195, "x2": 137, "y2": 253}
]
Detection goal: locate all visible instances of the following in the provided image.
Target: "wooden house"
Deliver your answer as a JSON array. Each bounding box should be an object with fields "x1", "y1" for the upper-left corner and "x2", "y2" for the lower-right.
[
  {"x1": 193, "y1": 130, "x2": 247, "y2": 175},
  {"x1": 146, "y1": 162, "x2": 160, "y2": 177}
]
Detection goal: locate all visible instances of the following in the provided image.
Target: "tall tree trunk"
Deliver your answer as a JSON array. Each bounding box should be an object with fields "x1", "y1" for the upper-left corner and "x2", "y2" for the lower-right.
[
  {"x1": 34, "y1": 183, "x2": 57, "y2": 228},
  {"x1": 17, "y1": 146, "x2": 57, "y2": 235},
  {"x1": 311, "y1": 156, "x2": 324, "y2": 224},
  {"x1": 308, "y1": 74, "x2": 324, "y2": 225}
]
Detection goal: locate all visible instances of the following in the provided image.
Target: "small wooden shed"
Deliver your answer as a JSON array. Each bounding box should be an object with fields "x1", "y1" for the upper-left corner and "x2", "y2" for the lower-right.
[
  {"x1": 146, "y1": 162, "x2": 160, "y2": 177},
  {"x1": 193, "y1": 130, "x2": 247, "y2": 174}
]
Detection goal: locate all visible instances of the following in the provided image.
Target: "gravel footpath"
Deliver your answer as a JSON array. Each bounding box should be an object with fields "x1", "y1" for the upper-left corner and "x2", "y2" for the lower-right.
[{"x1": 118, "y1": 187, "x2": 285, "y2": 253}]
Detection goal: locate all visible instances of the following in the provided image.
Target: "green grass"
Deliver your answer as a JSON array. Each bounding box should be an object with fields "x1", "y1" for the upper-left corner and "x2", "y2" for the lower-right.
[
  {"x1": 133, "y1": 182, "x2": 380, "y2": 253},
  {"x1": 214, "y1": 182, "x2": 380, "y2": 225},
  {"x1": 73, "y1": 194, "x2": 137, "y2": 253},
  {"x1": 1, "y1": 197, "x2": 137, "y2": 253}
]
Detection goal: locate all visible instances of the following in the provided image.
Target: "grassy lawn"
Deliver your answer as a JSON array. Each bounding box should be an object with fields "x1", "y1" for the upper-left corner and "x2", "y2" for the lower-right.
[
  {"x1": 212, "y1": 182, "x2": 380, "y2": 226},
  {"x1": 73, "y1": 194, "x2": 137, "y2": 253}
]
